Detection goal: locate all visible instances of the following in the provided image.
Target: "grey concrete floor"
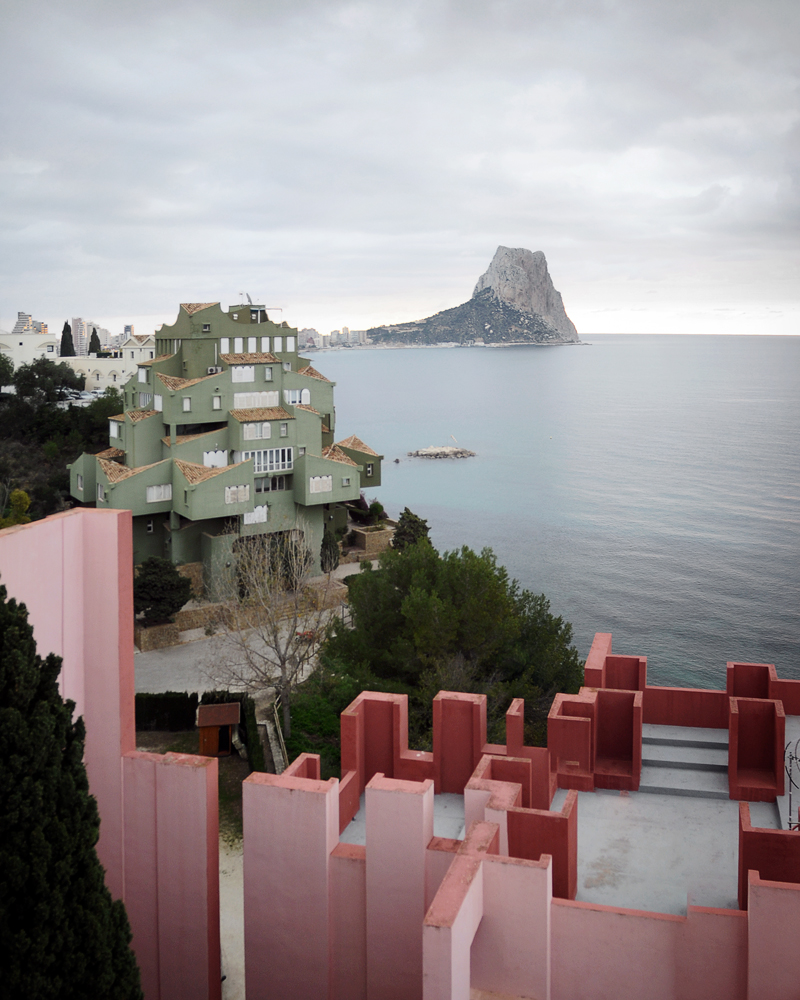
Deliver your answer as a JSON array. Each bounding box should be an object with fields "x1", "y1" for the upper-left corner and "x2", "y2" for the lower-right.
[{"x1": 340, "y1": 792, "x2": 466, "y2": 846}]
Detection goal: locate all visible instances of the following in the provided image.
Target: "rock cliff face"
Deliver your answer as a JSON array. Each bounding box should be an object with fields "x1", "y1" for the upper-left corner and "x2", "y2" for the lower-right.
[{"x1": 368, "y1": 247, "x2": 579, "y2": 346}]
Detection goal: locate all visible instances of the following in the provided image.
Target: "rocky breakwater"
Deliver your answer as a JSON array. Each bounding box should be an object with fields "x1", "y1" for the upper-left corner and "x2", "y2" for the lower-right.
[
  {"x1": 408, "y1": 446, "x2": 476, "y2": 459},
  {"x1": 369, "y1": 246, "x2": 580, "y2": 347}
]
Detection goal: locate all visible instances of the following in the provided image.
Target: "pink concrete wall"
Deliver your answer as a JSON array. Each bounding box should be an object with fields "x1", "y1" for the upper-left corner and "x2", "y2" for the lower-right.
[
  {"x1": 433, "y1": 693, "x2": 487, "y2": 794},
  {"x1": 738, "y1": 803, "x2": 800, "y2": 909},
  {"x1": 584, "y1": 632, "x2": 613, "y2": 688},
  {"x1": 471, "y1": 852, "x2": 552, "y2": 1000},
  {"x1": 642, "y1": 685, "x2": 729, "y2": 729},
  {"x1": 0, "y1": 510, "x2": 221, "y2": 1000},
  {"x1": 605, "y1": 654, "x2": 647, "y2": 691},
  {"x1": 747, "y1": 872, "x2": 800, "y2": 1000},
  {"x1": 366, "y1": 774, "x2": 434, "y2": 1000},
  {"x1": 243, "y1": 767, "x2": 339, "y2": 1000},
  {"x1": 330, "y1": 843, "x2": 367, "y2": 1000},
  {"x1": 770, "y1": 677, "x2": 800, "y2": 715},
  {"x1": 507, "y1": 789, "x2": 578, "y2": 900},
  {"x1": 729, "y1": 697, "x2": 785, "y2": 801},
  {"x1": 425, "y1": 838, "x2": 460, "y2": 910}
]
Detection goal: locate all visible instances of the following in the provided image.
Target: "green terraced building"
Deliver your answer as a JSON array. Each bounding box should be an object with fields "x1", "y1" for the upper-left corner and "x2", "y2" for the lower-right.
[{"x1": 68, "y1": 302, "x2": 382, "y2": 591}]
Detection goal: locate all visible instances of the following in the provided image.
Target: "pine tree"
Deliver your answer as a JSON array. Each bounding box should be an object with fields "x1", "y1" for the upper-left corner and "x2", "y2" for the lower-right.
[
  {"x1": 88, "y1": 328, "x2": 101, "y2": 354},
  {"x1": 321, "y1": 530, "x2": 340, "y2": 574},
  {"x1": 0, "y1": 584, "x2": 143, "y2": 999},
  {"x1": 60, "y1": 321, "x2": 76, "y2": 357},
  {"x1": 133, "y1": 556, "x2": 193, "y2": 626},
  {"x1": 392, "y1": 506, "x2": 430, "y2": 552}
]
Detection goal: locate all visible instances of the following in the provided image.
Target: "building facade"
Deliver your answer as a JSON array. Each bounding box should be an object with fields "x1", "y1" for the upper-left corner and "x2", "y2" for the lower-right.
[
  {"x1": 68, "y1": 302, "x2": 382, "y2": 588},
  {"x1": 60, "y1": 333, "x2": 156, "y2": 390},
  {"x1": 0, "y1": 313, "x2": 60, "y2": 371}
]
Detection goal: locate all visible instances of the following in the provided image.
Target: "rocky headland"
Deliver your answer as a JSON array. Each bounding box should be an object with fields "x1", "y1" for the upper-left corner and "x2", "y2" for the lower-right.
[
  {"x1": 368, "y1": 247, "x2": 580, "y2": 347},
  {"x1": 408, "y1": 446, "x2": 476, "y2": 459}
]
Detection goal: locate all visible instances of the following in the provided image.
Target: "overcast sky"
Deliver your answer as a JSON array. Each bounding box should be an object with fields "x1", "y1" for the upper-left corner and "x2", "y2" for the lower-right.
[{"x1": 2, "y1": 0, "x2": 798, "y2": 338}]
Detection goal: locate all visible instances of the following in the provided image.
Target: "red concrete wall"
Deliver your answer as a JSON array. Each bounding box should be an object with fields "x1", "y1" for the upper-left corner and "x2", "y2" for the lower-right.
[
  {"x1": 729, "y1": 698, "x2": 785, "y2": 801},
  {"x1": 738, "y1": 803, "x2": 800, "y2": 909},
  {"x1": 584, "y1": 632, "x2": 612, "y2": 688},
  {"x1": 605, "y1": 655, "x2": 647, "y2": 691},
  {"x1": 726, "y1": 661, "x2": 774, "y2": 700},
  {"x1": 433, "y1": 692, "x2": 487, "y2": 794},
  {"x1": 507, "y1": 789, "x2": 578, "y2": 899},
  {"x1": 643, "y1": 685, "x2": 729, "y2": 729},
  {"x1": 548, "y1": 692, "x2": 596, "y2": 790},
  {"x1": 770, "y1": 678, "x2": 800, "y2": 716}
]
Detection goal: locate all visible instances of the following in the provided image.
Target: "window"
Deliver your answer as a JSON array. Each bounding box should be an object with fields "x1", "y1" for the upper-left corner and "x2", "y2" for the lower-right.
[
  {"x1": 243, "y1": 505, "x2": 268, "y2": 525},
  {"x1": 138, "y1": 368, "x2": 148, "y2": 383},
  {"x1": 184, "y1": 490, "x2": 188, "y2": 505},
  {"x1": 280, "y1": 422, "x2": 288, "y2": 437},
  {"x1": 233, "y1": 314, "x2": 238, "y2": 320},
  {"x1": 264, "y1": 367, "x2": 273, "y2": 381},
  {"x1": 146, "y1": 519, "x2": 154, "y2": 534},
  {"x1": 282, "y1": 362, "x2": 291, "y2": 372},
  {"x1": 130, "y1": 351, "x2": 135, "y2": 359},
  {"x1": 231, "y1": 365, "x2": 255, "y2": 383},
  {"x1": 77, "y1": 474, "x2": 84, "y2": 491},
  {"x1": 139, "y1": 392, "x2": 153, "y2": 407},
  {"x1": 97, "y1": 484, "x2": 105, "y2": 502},
  {"x1": 47, "y1": 344, "x2": 54, "y2": 353},
  {"x1": 203, "y1": 450, "x2": 227, "y2": 468},
  {"x1": 255, "y1": 475, "x2": 291, "y2": 493},
  {"x1": 182, "y1": 397, "x2": 191, "y2": 412},
  {"x1": 149, "y1": 351, "x2": 154, "y2": 358},
  {"x1": 240, "y1": 447, "x2": 293, "y2": 473},
  {"x1": 233, "y1": 390, "x2": 279, "y2": 408},
  {"x1": 248, "y1": 337, "x2": 257, "y2": 352},
  {"x1": 154, "y1": 394, "x2": 163, "y2": 411},
  {"x1": 250, "y1": 310, "x2": 258, "y2": 322},
  {"x1": 112, "y1": 374, "x2": 117, "y2": 382},
  {"x1": 261, "y1": 336, "x2": 270, "y2": 353},
  {"x1": 212, "y1": 395, "x2": 222, "y2": 410},
  {"x1": 225, "y1": 484, "x2": 250, "y2": 503},
  {"x1": 284, "y1": 389, "x2": 302, "y2": 405},
  {"x1": 146, "y1": 484, "x2": 172, "y2": 503},
  {"x1": 298, "y1": 447, "x2": 306, "y2": 456},
  {"x1": 221, "y1": 337, "x2": 230, "y2": 354},
  {"x1": 286, "y1": 336, "x2": 295, "y2": 352},
  {"x1": 342, "y1": 477, "x2": 351, "y2": 487},
  {"x1": 109, "y1": 421, "x2": 118, "y2": 439},
  {"x1": 273, "y1": 336, "x2": 283, "y2": 353},
  {"x1": 202, "y1": 324, "x2": 211, "y2": 333},
  {"x1": 366, "y1": 463, "x2": 374, "y2": 476},
  {"x1": 95, "y1": 373, "x2": 100, "y2": 381},
  {"x1": 234, "y1": 337, "x2": 244, "y2": 353},
  {"x1": 309, "y1": 475, "x2": 333, "y2": 494},
  {"x1": 243, "y1": 422, "x2": 271, "y2": 441}
]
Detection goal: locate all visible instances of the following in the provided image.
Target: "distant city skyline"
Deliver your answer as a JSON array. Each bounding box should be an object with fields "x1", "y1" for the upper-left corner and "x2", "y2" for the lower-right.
[{"x1": 2, "y1": 1, "x2": 798, "y2": 339}]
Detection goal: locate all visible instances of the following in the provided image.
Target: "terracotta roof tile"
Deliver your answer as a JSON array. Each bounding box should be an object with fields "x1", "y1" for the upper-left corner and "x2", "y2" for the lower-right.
[
  {"x1": 138, "y1": 354, "x2": 174, "y2": 367},
  {"x1": 174, "y1": 459, "x2": 246, "y2": 484},
  {"x1": 97, "y1": 458, "x2": 168, "y2": 483},
  {"x1": 322, "y1": 445, "x2": 358, "y2": 467},
  {"x1": 336, "y1": 434, "x2": 379, "y2": 457},
  {"x1": 156, "y1": 371, "x2": 220, "y2": 390},
  {"x1": 229, "y1": 407, "x2": 292, "y2": 422},
  {"x1": 296, "y1": 404, "x2": 321, "y2": 415},
  {"x1": 162, "y1": 430, "x2": 221, "y2": 447},
  {"x1": 94, "y1": 447, "x2": 125, "y2": 459},
  {"x1": 181, "y1": 302, "x2": 219, "y2": 315},
  {"x1": 219, "y1": 353, "x2": 279, "y2": 365},
  {"x1": 297, "y1": 365, "x2": 331, "y2": 382},
  {"x1": 109, "y1": 413, "x2": 126, "y2": 422},
  {"x1": 127, "y1": 410, "x2": 158, "y2": 423}
]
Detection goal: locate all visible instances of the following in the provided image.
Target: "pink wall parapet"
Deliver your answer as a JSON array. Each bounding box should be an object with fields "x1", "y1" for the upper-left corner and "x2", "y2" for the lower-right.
[{"x1": 0, "y1": 510, "x2": 220, "y2": 1000}]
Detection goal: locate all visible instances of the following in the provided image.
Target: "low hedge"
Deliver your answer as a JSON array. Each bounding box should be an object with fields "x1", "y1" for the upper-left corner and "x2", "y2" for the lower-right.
[{"x1": 135, "y1": 691, "x2": 198, "y2": 731}]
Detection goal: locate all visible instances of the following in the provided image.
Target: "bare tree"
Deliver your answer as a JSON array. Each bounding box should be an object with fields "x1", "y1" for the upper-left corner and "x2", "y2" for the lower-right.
[{"x1": 207, "y1": 523, "x2": 345, "y2": 738}]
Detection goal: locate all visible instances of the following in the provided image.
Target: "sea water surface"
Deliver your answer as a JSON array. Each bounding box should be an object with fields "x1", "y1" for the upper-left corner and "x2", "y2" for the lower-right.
[{"x1": 318, "y1": 335, "x2": 800, "y2": 688}]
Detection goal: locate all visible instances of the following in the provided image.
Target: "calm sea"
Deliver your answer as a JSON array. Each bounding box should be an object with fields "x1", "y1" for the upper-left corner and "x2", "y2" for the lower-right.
[{"x1": 318, "y1": 335, "x2": 800, "y2": 689}]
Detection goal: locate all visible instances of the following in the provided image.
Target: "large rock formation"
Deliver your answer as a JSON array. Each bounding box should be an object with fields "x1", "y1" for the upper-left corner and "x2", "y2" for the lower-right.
[{"x1": 368, "y1": 247, "x2": 580, "y2": 346}]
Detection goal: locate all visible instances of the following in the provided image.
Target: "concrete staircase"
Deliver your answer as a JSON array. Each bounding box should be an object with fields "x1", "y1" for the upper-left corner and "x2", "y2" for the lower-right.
[{"x1": 639, "y1": 724, "x2": 729, "y2": 799}]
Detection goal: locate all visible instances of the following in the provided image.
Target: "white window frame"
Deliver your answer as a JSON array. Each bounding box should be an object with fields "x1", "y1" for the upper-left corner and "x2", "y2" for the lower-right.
[
  {"x1": 97, "y1": 484, "x2": 105, "y2": 502},
  {"x1": 309, "y1": 475, "x2": 333, "y2": 494},
  {"x1": 286, "y1": 336, "x2": 295, "y2": 352},
  {"x1": 284, "y1": 389, "x2": 302, "y2": 405},
  {"x1": 342, "y1": 477, "x2": 351, "y2": 486},
  {"x1": 221, "y1": 337, "x2": 230, "y2": 354},
  {"x1": 139, "y1": 392, "x2": 153, "y2": 407},
  {"x1": 234, "y1": 337, "x2": 244, "y2": 353},
  {"x1": 233, "y1": 390, "x2": 279, "y2": 408},
  {"x1": 77, "y1": 474, "x2": 84, "y2": 491},
  {"x1": 182, "y1": 397, "x2": 191, "y2": 412},
  {"x1": 146, "y1": 484, "x2": 172, "y2": 503},
  {"x1": 232, "y1": 366, "x2": 255, "y2": 383},
  {"x1": 243, "y1": 422, "x2": 271, "y2": 441},
  {"x1": 273, "y1": 336, "x2": 283, "y2": 353},
  {"x1": 261, "y1": 336, "x2": 270, "y2": 353},
  {"x1": 138, "y1": 368, "x2": 148, "y2": 383},
  {"x1": 280, "y1": 422, "x2": 288, "y2": 437},
  {"x1": 225, "y1": 484, "x2": 250, "y2": 504},
  {"x1": 154, "y1": 394, "x2": 163, "y2": 411},
  {"x1": 109, "y1": 421, "x2": 118, "y2": 439},
  {"x1": 366, "y1": 463, "x2": 374, "y2": 476},
  {"x1": 240, "y1": 447, "x2": 293, "y2": 473},
  {"x1": 243, "y1": 505, "x2": 268, "y2": 525},
  {"x1": 248, "y1": 337, "x2": 257, "y2": 353},
  {"x1": 212, "y1": 395, "x2": 222, "y2": 410},
  {"x1": 264, "y1": 367, "x2": 273, "y2": 381}
]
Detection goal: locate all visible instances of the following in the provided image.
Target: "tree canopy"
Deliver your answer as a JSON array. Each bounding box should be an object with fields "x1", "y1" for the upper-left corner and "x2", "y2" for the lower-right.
[
  {"x1": 320, "y1": 530, "x2": 340, "y2": 574},
  {"x1": 133, "y1": 557, "x2": 193, "y2": 627},
  {"x1": 392, "y1": 507, "x2": 430, "y2": 552},
  {"x1": 13, "y1": 358, "x2": 83, "y2": 402},
  {"x1": 60, "y1": 322, "x2": 76, "y2": 358},
  {"x1": 88, "y1": 328, "x2": 101, "y2": 354},
  {"x1": 0, "y1": 584, "x2": 142, "y2": 999},
  {"x1": 0, "y1": 353, "x2": 13, "y2": 387},
  {"x1": 324, "y1": 540, "x2": 583, "y2": 744}
]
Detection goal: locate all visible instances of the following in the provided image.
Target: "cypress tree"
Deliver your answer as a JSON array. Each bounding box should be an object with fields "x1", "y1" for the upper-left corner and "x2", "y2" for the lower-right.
[
  {"x1": 60, "y1": 321, "x2": 76, "y2": 357},
  {"x1": 88, "y1": 328, "x2": 101, "y2": 355},
  {"x1": 0, "y1": 584, "x2": 143, "y2": 999},
  {"x1": 320, "y1": 530, "x2": 340, "y2": 574}
]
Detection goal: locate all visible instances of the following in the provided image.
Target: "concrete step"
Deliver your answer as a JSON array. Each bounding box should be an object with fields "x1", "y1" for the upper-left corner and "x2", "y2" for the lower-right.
[
  {"x1": 642, "y1": 723, "x2": 728, "y2": 751},
  {"x1": 639, "y1": 764, "x2": 730, "y2": 800},
  {"x1": 642, "y1": 743, "x2": 728, "y2": 772}
]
